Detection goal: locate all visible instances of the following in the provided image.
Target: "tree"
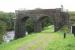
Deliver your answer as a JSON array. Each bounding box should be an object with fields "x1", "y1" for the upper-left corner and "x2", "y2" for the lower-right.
[
  {"x1": 0, "y1": 11, "x2": 15, "y2": 44},
  {"x1": 0, "y1": 20, "x2": 7, "y2": 44}
]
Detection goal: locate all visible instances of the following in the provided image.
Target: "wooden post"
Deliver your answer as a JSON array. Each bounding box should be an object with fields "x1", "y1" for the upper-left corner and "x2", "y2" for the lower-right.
[{"x1": 64, "y1": 33, "x2": 66, "y2": 38}]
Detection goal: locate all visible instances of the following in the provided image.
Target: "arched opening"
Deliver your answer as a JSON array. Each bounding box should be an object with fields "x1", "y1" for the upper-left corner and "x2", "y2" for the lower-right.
[
  {"x1": 15, "y1": 16, "x2": 29, "y2": 39},
  {"x1": 40, "y1": 16, "x2": 53, "y2": 28},
  {"x1": 35, "y1": 16, "x2": 54, "y2": 32},
  {"x1": 25, "y1": 18, "x2": 34, "y2": 33}
]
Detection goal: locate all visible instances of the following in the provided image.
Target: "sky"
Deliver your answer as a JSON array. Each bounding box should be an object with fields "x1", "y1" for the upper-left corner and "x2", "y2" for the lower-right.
[{"x1": 0, "y1": 0, "x2": 75, "y2": 12}]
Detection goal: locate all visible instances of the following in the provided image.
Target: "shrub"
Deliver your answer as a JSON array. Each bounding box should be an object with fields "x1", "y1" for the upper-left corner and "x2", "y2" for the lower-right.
[{"x1": 0, "y1": 20, "x2": 7, "y2": 44}]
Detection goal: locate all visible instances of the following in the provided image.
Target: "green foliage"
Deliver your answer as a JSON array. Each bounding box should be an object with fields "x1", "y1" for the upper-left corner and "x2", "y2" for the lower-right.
[
  {"x1": 42, "y1": 25, "x2": 54, "y2": 33},
  {"x1": 25, "y1": 18, "x2": 34, "y2": 33},
  {"x1": 69, "y1": 11, "x2": 75, "y2": 16},
  {"x1": 25, "y1": 16, "x2": 53, "y2": 33},
  {"x1": 0, "y1": 12, "x2": 15, "y2": 30},
  {"x1": 0, "y1": 20, "x2": 7, "y2": 44},
  {"x1": 42, "y1": 16, "x2": 53, "y2": 28},
  {"x1": 0, "y1": 11, "x2": 15, "y2": 44},
  {"x1": 69, "y1": 11, "x2": 75, "y2": 24},
  {"x1": 60, "y1": 25, "x2": 69, "y2": 33}
]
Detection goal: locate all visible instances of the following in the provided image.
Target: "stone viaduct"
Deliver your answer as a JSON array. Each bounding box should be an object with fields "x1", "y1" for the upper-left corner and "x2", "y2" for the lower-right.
[{"x1": 15, "y1": 8, "x2": 69, "y2": 39}]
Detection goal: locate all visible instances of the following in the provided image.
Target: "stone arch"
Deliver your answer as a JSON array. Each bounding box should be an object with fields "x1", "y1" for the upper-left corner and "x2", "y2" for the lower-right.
[
  {"x1": 40, "y1": 16, "x2": 53, "y2": 28},
  {"x1": 34, "y1": 15, "x2": 53, "y2": 32},
  {"x1": 15, "y1": 8, "x2": 69, "y2": 39}
]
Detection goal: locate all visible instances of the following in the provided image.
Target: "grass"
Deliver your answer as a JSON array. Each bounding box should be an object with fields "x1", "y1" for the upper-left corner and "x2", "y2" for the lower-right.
[
  {"x1": 41, "y1": 25, "x2": 54, "y2": 33},
  {"x1": 46, "y1": 34, "x2": 75, "y2": 50},
  {"x1": 0, "y1": 25, "x2": 75, "y2": 50},
  {"x1": 0, "y1": 33, "x2": 42, "y2": 50}
]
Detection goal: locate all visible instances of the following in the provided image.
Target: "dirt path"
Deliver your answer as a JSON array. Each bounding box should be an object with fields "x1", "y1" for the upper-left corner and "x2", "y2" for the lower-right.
[{"x1": 17, "y1": 33, "x2": 54, "y2": 50}]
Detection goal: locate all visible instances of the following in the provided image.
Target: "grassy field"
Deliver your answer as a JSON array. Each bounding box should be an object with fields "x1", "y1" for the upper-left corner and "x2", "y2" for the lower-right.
[{"x1": 0, "y1": 25, "x2": 75, "y2": 50}]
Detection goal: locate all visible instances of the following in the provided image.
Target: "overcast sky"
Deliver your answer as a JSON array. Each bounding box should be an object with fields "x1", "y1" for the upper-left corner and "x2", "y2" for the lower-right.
[{"x1": 0, "y1": 0, "x2": 75, "y2": 12}]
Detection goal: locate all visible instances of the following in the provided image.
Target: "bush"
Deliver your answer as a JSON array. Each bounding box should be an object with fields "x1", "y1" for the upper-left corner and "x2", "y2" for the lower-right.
[
  {"x1": 42, "y1": 16, "x2": 53, "y2": 28},
  {"x1": 60, "y1": 25, "x2": 69, "y2": 33},
  {"x1": 25, "y1": 18, "x2": 34, "y2": 33},
  {"x1": 0, "y1": 20, "x2": 7, "y2": 44},
  {"x1": 25, "y1": 16, "x2": 53, "y2": 33}
]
